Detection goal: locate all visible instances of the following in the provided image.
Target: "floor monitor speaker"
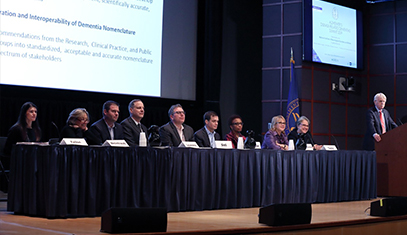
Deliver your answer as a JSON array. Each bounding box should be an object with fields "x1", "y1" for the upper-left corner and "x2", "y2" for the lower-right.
[
  {"x1": 101, "y1": 207, "x2": 167, "y2": 233},
  {"x1": 259, "y1": 203, "x2": 312, "y2": 226},
  {"x1": 370, "y1": 197, "x2": 407, "y2": 217}
]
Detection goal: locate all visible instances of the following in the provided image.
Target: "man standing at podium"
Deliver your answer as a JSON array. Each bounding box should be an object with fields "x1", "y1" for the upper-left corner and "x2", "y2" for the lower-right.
[{"x1": 363, "y1": 93, "x2": 398, "y2": 151}]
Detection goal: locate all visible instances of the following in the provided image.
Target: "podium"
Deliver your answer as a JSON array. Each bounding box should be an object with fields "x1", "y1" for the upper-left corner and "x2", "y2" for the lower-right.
[{"x1": 376, "y1": 123, "x2": 407, "y2": 196}]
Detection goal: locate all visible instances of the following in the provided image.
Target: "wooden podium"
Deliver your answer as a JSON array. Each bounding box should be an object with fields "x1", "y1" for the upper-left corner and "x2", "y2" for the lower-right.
[{"x1": 376, "y1": 123, "x2": 407, "y2": 196}]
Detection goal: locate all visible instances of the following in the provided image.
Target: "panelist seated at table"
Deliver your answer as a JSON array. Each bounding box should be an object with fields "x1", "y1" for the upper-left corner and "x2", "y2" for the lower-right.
[
  {"x1": 159, "y1": 104, "x2": 194, "y2": 147},
  {"x1": 60, "y1": 108, "x2": 99, "y2": 144},
  {"x1": 288, "y1": 116, "x2": 322, "y2": 150},
  {"x1": 262, "y1": 115, "x2": 288, "y2": 150},
  {"x1": 194, "y1": 111, "x2": 221, "y2": 148},
  {"x1": 121, "y1": 99, "x2": 148, "y2": 146},
  {"x1": 362, "y1": 92, "x2": 398, "y2": 151},
  {"x1": 4, "y1": 102, "x2": 42, "y2": 156},
  {"x1": 89, "y1": 100, "x2": 124, "y2": 145},
  {"x1": 225, "y1": 114, "x2": 246, "y2": 149}
]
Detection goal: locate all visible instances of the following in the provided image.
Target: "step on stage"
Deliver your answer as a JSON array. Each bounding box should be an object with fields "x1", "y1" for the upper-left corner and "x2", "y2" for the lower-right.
[{"x1": 1, "y1": 198, "x2": 407, "y2": 235}]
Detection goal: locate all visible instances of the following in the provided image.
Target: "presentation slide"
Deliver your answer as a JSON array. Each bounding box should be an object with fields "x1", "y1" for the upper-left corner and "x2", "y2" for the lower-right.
[
  {"x1": 1, "y1": 0, "x2": 163, "y2": 97},
  {"x1": 312, "y1": 0, "x2": 357, "y2": 68}
]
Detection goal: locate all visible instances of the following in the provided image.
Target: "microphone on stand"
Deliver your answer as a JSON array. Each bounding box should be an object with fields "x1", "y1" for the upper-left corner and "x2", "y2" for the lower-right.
[
  {"x1": 50, "y1": 121, "x2": 60, "y2": 145},
  {"x1": 305, "y1": 132, "x2": 315, "y2": 146},
  {"x1": 331, "y1": 134, "x2": 340, "y2": 150}
]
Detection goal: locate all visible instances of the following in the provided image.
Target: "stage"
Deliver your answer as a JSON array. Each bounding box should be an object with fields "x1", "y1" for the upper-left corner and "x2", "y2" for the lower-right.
[{"x1": 1, "y1": 194, "x2": 407, "y2": 235}]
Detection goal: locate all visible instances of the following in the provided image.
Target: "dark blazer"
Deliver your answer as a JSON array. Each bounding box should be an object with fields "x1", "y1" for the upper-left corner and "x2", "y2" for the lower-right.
[
  {"x1": 363, "y1": 107, "x2": 398, "y2": 151},
  {"x1": 194, "y1": 127, "x2": 221, "y2": 147},
  {"x1": 60, "y1": 125, "x2": 100, "y2": 145},
  {"x1": 121, "y1": 117, "x2": 148, "y2": 146},
  {"x1": 159, "y1": 121, "x2": 194, "y2": 147},
  {"x1": 89, "y1": 119, "x2": 124, "y2": 145},
  {"x1": 287, "y1": 128, "x2": 315, "y2": 150}
]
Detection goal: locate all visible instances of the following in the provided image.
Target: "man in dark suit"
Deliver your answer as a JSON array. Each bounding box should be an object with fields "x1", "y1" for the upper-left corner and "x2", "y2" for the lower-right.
[
  {"x1": 121, "y1": 99, "x2": 148, "y2": 146},
  {"x1": 363, "y1": 93, "x2": 398, "y2": 151},
  {"x1": 89, "y1": 100, "x2": 124, "y2": 145},
  {"x1": 194, "y1": 111, "x2": 221, "y2": 148},
  {"x1": 159, "y1": 104, "x2": 194, "y2": 147}
]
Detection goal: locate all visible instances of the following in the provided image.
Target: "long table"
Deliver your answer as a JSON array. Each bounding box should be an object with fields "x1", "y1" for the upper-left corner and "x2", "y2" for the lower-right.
[{"x1": 7, "y1": 145, "x2": 376, "y2": 218}]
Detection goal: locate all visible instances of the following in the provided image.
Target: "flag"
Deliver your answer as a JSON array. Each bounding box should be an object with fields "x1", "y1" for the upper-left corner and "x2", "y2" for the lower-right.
[{"x1": 285, "y1": 48, "x2": 300, "y2": 135}]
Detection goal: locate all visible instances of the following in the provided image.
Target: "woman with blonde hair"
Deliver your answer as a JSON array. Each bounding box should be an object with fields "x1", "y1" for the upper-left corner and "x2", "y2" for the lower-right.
[
  {"x1": 261, "y1": 115, "x2": 288, "y2": 150},
  {"x1": 60, "y1": 108, "x2": 98, "y2": 145}
]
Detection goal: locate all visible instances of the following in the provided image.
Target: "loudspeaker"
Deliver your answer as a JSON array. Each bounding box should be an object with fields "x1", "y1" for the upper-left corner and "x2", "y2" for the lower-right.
[
  {"x1": 370, "y1": 197, "x2": 407, "y2": 217},
  {"x1": 258, "y1": 203, "x2": 312, "y2": 226},
  {"x1": 101, "y1": 207, "x2": 167, "y2": 233}
]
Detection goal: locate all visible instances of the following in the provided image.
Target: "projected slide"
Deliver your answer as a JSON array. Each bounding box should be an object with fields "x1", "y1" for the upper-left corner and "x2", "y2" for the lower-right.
[
  {"x1": 312, "y1": 0, "x2": 357, "y2": 68},
  {"x1": 0, "y1": 0, "x2": 163, "y2": 97}
]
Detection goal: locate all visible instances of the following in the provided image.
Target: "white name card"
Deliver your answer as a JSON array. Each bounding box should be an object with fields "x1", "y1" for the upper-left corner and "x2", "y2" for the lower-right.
[
  {"x1": 60, "y1": 138, "x2": 88, "y2": 146},
  {"x1": 178, "y1": 141, "x2": 200, "y2": 148},
  {"x1": 322, "y1": 145, "x2": 338, "y2": 151},
  {"x1": 215, "y1": 140, "x2": 233, "y2": 149},
  {"x1": 255, "y1": 141, "x2": 261, "y2": 149},
  {"x1": 102, "y1": 140, "x2": 129, "y2": 147},
  {"x1": 306, "y1": 144, "x2": 314, "y2": 151}
]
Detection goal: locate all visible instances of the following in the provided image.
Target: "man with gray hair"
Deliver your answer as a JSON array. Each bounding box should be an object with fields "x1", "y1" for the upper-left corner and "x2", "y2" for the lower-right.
[
  {"x1": 363, "y1": 93, "x2": 398, "y2": 151},
  {"x1": 159, "y1": 104, "x2": 194, "y2": 146}
]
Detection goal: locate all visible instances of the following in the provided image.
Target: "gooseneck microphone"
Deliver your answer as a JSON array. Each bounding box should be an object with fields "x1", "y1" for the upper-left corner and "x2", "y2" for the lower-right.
[
  {"x1": 306, "y1": 132, "x2": 315, "y2": 146},
  {"x1": 331, "y1": 134, "x2": 340, "y2": 150},
  {"x1": 50, "y1": 121, "x2": 60, "y2": 145}
]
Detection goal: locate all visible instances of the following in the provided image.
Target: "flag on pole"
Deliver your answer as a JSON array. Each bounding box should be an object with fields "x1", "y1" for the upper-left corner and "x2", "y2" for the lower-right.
[{"x1": 285, "y1": 48, "x2": 300, "y2": 135}]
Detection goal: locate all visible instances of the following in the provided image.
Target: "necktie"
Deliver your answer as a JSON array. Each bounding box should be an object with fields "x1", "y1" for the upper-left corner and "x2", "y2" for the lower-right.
[{"x1": 379, "y1": 110, "x2": 386, "y2": 134}]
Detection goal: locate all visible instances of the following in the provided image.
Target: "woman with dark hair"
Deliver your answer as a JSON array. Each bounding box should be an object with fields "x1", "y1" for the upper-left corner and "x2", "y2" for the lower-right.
[
  {"x1": 225, "y1": 114, "x2": 246, "y2": 148},
  {"x1": 60, "y1": 108, "x2": 99, "y2": 145},
  {"x1": 4, "y1": 102, "x2": 42, "y2": 156}
]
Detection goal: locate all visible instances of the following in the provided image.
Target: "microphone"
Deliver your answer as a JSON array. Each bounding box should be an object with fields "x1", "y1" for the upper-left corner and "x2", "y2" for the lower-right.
[
  {"x1": 331, "y1": 134, "x2": 340, "y2": 150},
  {"x1": 244, "y1": 130, "x2": 256, "y2": 149},
  {"x1": 397, "y1": 118, "x2": 404, "y2": 126},
  {"x1": 305, "y1": 132, "x2": 315, "y2": 146},
  {"x1": 147, "y1": 125, "x2": 160, "y2": 146},
  {"x1": 50, "y1": 121, "x2": 60, "y2": 145}
]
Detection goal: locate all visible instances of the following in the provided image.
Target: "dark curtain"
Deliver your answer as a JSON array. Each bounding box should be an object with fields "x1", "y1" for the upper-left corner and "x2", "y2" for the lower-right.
[{"x1": 8, "y1": 146, "x2": 376, "y2": 218}]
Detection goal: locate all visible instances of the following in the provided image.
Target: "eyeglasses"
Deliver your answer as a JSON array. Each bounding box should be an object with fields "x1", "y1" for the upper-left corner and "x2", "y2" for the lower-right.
[
  {"x1": 78, "y1": 118, "x2": 89, "y2": 123},
  {"x1": 232, "y1": 122, "x2": 243, "y2": 126},
  {"x1": 300, "y1": 124, "x2": 309, "y2": 127},
  {"x1": 174, "y1": 111, "x2": 185, "y2": 115},
  {"x1": 278, "y1": 122, "x2": 286, "y2": 125}
]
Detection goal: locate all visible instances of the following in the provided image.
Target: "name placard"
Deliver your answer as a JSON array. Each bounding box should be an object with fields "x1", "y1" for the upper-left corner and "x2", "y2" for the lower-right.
[
  {"x1": 178, "y1": 141, "x2": 200, "y2": 148},
  {"x1": 255, "y1": 141, "x2": 261, "y2": 149},
  {"x1": 306, "y1": 144, "x2": 314, "y2": 151},
  {"x1": 60, "y1": 138, "x2": 88, "y2": 146},
  {"x1": 102, "y1": 140, "x2": 129, "y2": 147},
  {"x1": 322, "y1": 145, "x2": 338, "y2": 151},
  {"x1": 215, "y1": 140, "x2": 233, "y2": 149}
]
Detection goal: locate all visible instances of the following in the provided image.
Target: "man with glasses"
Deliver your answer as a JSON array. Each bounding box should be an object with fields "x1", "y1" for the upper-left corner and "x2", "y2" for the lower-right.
[
  {"x1": 225, "y1": 114, "x2": 246, "y2": 149},
  {"x1": 287, "y1": 116, "x2": 322, "y2": 150},
  {"x1": 159, "y1": 104, "x2": 194, "y2": 146},
  {"x1": 194, "y1": 111, "x2": 221, "y2": 148},
  {"x1": 89, "y1": 100, "x2": 124, "y2": 145}
]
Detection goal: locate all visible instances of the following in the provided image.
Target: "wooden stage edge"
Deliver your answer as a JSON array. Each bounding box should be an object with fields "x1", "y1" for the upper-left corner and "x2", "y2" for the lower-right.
[{"x1": 1, "y1": 197, "x2": 407, "y2": 235}]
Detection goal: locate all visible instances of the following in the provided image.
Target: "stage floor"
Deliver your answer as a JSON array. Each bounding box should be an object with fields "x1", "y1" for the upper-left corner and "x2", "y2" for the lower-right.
[{"x1": 1, "y1": 193, "x2": 407, "y2": 235}]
